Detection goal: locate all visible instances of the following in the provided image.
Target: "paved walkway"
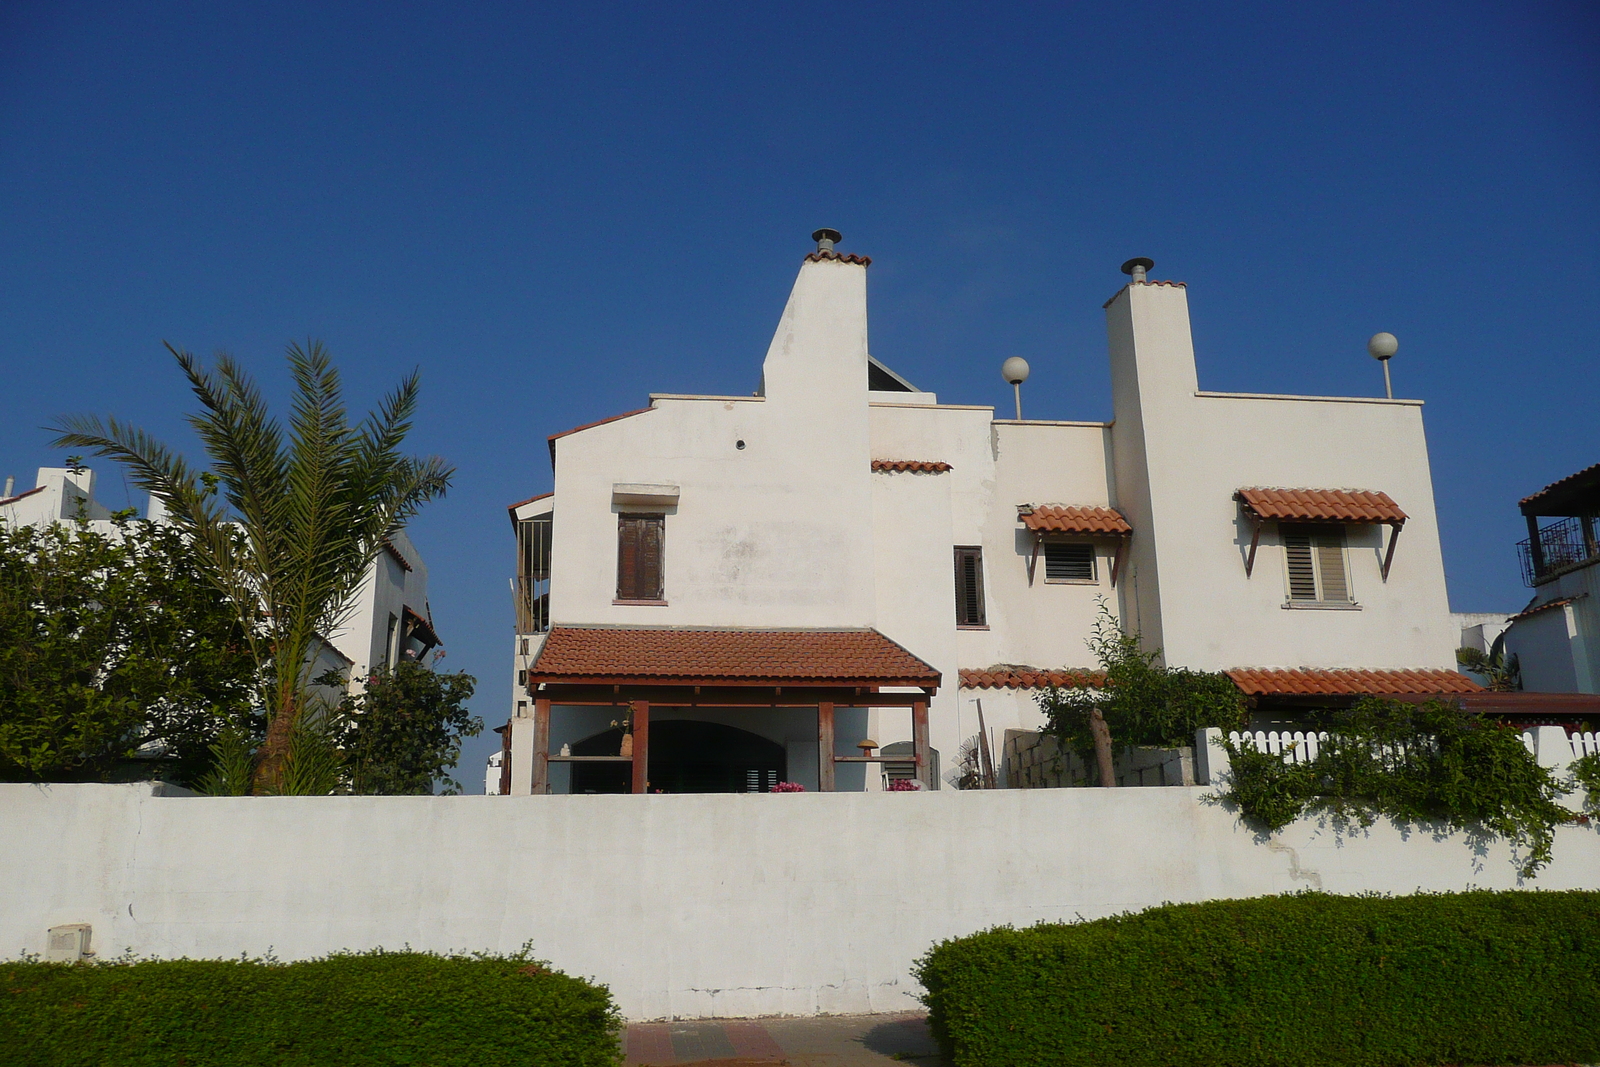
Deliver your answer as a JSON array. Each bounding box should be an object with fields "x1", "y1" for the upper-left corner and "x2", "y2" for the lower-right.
[{"x1": 623, "y1": 1013, "x2": 947, "y2": 1066}]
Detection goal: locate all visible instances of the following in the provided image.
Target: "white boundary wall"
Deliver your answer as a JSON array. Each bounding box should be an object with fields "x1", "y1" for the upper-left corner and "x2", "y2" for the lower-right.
[{"x1": 5, "y1": 783, "x2": 1599, "y2": 1020}]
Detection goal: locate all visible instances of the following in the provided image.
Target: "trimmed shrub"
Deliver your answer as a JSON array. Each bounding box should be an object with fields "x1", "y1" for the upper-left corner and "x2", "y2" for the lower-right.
[
  {"x1": 0, "y1": 948, "x2": 621, "y2": 1067},
  {"x1": 915, "y1": 890, "x2": 1600, "y2": 1067}
]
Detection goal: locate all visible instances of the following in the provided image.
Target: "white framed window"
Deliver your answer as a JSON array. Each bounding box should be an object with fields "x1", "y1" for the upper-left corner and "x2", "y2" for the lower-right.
[
  {"x1": 1043, "y1": 542, "x2": 1096, "y2": 583},
  {"x1": 1281, "y1": 524, "x2": 1354, "y2": 605}
]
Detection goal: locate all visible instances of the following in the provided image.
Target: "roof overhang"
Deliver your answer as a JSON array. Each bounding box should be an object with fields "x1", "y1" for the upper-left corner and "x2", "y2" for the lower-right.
[
  {"x1": 527, "y1": 626, "x2": 939, "y2": 693},
  {"x1": 1520, "y1": 462, "x2": 1600, "y2": 517},
  {"x1": 1234, "y1": 487, "x2": 1407, "y2": 525},
  {"x1": 1017, "y1": 504, "x2": 1131, "y2": 535},
  {"x1": 1225, "y1": 667, "x2": 1482, "y2": 699}
]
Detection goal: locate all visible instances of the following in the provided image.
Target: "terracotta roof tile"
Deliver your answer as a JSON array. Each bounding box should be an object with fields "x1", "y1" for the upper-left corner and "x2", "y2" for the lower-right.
[
  {"x1": 1519, "y1": 461, "x2": 1600, "y2": 513},
  {"x1": 872, "y1": 460, "x2": 952, "y2": 473},
  {"x1": 0, "y1": 485, "x2": 45, "y2": 506},
  {"x1": 1225, "y1": 668, "x2": 1481, "y2": 697},
  {"x1": 960, "y1": 667, "x2": 1103, "y2": 690},
  {"x1": 529, "y1": 627, "x2": 939, "y2": 686},
  {"x1": 1017, "y1": 505, "x2": 1132, "y2": 535},
  {"x1": 1509, "y1": 596, "x2": 1579, "y2": 622},
  {"x1": 1235, "y1": 487, "x2": 1407, "y2": 525},
  {"x1": 804, "y1": 251, "x2": 872, "y2": 266},
  {"x1": 546, "y1": 408, "x2": 653, "y2": 467}
]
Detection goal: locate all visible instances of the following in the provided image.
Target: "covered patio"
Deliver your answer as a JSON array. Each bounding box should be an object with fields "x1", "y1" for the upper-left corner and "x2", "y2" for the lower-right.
[{"x1": 523, "y1": 627, "x2": 941, "y2": 793}]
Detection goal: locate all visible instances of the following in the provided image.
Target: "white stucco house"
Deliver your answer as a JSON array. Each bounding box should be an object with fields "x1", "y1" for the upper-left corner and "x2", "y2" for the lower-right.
[
  {"x1": 502, "y1": 231, "x2": 1487, "y2": 797},
  {"x1": 1503, "y1": 464, "x2": 1600, "y2": 697},
  {"x1": 0, "y1": 465, "x2": 440, "y2": 688}
]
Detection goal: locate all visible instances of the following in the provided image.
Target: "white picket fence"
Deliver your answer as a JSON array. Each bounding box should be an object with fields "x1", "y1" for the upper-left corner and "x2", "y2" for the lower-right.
[
  {"x1": 1233, "y1": 729, "x2": 1595, "y2": 764},
  {"x1": 1226, "y1": 730, "x2": 1328, "y2": 764}
]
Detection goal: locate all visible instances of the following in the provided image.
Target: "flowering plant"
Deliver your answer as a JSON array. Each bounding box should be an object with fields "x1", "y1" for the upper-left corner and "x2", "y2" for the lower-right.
[
  {"x1": 769, "y1": 781, "x2": 805, "y2": 792},
  {"x1": 887, "y1": 778, "x2": 922, "y2": 791}
]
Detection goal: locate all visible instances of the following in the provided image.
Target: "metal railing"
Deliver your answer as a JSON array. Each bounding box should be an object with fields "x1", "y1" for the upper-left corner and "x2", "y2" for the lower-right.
[
  {"x1": 1517, "y1": 514, "x2": 1599, "y2": 586},
  {"x1": 514, "y1": 575, "x2": 550, "y2": 634}
]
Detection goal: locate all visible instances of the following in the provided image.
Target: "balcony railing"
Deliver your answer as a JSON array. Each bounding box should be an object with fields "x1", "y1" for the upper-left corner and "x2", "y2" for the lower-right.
[
  {"x1": 1518, "y1": 514, "x2": 1599, "y2": 586},
  {"x1": 514, "y1": 575, "x2": 550, "y2": 634}
]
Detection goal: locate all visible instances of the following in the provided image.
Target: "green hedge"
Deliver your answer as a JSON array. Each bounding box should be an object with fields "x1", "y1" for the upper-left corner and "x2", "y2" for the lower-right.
[
  {"x1": 915, "y1": 890, "x2": 1600, "y2": 1067},
  {"x1": 0, "y1": 949, "x2": 621, "y2": 1067}
]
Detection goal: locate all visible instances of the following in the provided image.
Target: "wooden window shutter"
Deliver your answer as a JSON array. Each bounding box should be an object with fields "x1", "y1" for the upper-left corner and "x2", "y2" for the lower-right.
[
  {"x1": 1283, "y1": 529, "x2": 1317, "y2": 601},
  {"x1": 617, "y1": 514, "x2": 664, "y2": 600},
  {"x1": 954, "y1": 546, "x2": 986, "y2": 626},
  {"x1": 1314, "y1": 528, "x2": 1350, "y2": 602},
  {"x1": 1283, "y1": 524, "x2": 1350, "y2": 602}
]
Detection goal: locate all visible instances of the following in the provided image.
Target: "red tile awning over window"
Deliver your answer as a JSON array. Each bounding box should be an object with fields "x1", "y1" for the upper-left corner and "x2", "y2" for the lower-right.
[
  {"x1": 528, "y1": 627, "x2": 940, "y2": 689},
  {"x1": 960, "y1": 668, "x2": 1102, "y2": 690},
  {"x1": 1234, "y1": 488, "x2": 1407, "y2": 525},
  {"x1": 1017, "y1": 505, "x2": 1132, "y2": 535},
  {"x1": 1226, "y1": 668, "x2": 1482, "y2": 697}
]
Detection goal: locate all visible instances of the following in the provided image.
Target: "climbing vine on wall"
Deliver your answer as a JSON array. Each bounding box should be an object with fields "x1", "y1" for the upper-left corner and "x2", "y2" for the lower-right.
[{"x1": 1221, "y1": 698, "x2": 1573, "y2": 877}]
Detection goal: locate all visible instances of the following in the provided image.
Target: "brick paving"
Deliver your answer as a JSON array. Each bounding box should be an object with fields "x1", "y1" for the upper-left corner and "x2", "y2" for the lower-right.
[{"x1": 623, "y1": 1012, "x2": 946, "y2": 1066}]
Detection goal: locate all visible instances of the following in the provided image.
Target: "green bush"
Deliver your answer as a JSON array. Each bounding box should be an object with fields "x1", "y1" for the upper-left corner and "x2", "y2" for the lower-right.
[
  {"x1": 915, "y1": 890, "x2": 1600, "y2": 1067},
  {"x1": 0, "y1": 948, "x2": 621, "y2": 1067},
  {"x1": 1221, "y1": 698, "x2": 1572, "y2": 877}
]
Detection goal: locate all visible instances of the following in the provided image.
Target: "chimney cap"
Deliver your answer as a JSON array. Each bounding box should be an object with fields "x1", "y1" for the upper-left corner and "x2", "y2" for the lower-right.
[
  {"x1": 1120, "y1": 257, "x2": 1155, "y2": 276},
  {"x1": 812, "y1": 228, "x2": 842, "y2": 244}
]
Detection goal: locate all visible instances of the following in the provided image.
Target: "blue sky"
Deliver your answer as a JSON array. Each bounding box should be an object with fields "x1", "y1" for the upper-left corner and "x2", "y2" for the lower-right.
[{"x1": 3, "y1": 2, "x2": 1596, "y2": 788}]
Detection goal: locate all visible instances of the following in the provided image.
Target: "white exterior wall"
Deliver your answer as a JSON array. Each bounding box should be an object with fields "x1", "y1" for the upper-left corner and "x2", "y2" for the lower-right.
[
  {"x1": 7, "y1": 783, "x2": 1599, "y2": 1021},
  {"x1": 1104, "y1": 282, "x2": 1456, "y2": 671},
  {"x1": 1505, "y1": 562, "x2": 1600, "y2": 694}
]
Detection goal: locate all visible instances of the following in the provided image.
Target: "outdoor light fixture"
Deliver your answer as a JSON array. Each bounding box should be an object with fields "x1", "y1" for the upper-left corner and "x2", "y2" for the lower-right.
[
  {"x1": 1368, "y1": 332, "x2": 1398, "y2": 399},
  {"x1": 1001, "y1": 357, "x2": 1030, "y2": 420}
]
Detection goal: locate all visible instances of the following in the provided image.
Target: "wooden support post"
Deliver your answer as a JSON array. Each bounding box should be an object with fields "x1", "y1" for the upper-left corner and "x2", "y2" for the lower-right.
[
  {"x1": 630, "y1": 700, "x2": 650, "y2": 794},
  {"x1": 1111, "y1": 537, "x2": 1128, "y2": 587},
  {"x1": 912, "y1": 699, "x2": 931, "y2": 789},
  {"x1": 1526, "y1": 513, "x2": 1546, "y2": 579},
  {"x1": 1243, "y1": 516, "x2": 1262, "y2": 577},
  {"x1": 532, "y1": 698, "x2": 551, "y2": 796},
  {"x1": 817, "y1": 701, "x2": 836, "y2": 792},
  {"x1": 1380, "y1": 522, "x2": 1403, "y2": 581},
  {"x1": 1027, "y1": 534, "x2": 1041, "y2": 586}
]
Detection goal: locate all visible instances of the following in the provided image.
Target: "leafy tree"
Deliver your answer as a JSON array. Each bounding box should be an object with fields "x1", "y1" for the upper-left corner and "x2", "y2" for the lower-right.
[
  {"x1": 52, "y1": 341, "x2": 452, "y2": 792},
  {"x1": 0, "y1": 516, "x2": 259, "y2": 785},
  {"x1": 334, "y1": 661, "x2": 480, "y2": 794},
  {"x1": 1038, "y1": 599, "x2": 1245, "y2": 786}
]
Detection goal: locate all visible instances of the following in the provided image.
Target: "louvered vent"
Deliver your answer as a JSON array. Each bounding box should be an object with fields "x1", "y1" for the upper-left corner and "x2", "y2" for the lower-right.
[{"x1": 1044, "y1": 542, "x2": 1095, "y2": 582}]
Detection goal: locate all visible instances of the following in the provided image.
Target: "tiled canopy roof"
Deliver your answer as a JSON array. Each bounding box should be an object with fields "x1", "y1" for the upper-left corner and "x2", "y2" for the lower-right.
[
  {"x1": 1519, "y1": 461, "x2": 1600, "y2": 515},
  {"x1": 960, "y1": 668, "x2": 1102, "y2": 690},
  {"x1": 872, "y1": 460, "x2": 952, "y2": 473},
  {"x1": 1225, "y1": 668, "x2": 1481, "y2": 697},
  {"x1": 1235, "y1": 488, "x2": 1407, "y2": 525},
  {"x1": 529, "y1": 627, "x2": 939, "y2": 687},
  {"x1": 805, "y1": 251, "x2": 872, "y2": 266},
  {"x1": 1018, "y1": 505, "x2": 1132, "y2": 535}
]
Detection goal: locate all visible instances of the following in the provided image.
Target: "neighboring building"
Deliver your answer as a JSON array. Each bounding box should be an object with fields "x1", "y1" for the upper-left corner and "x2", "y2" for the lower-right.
[
  {"x1": 0, "y1": 465, "x2": 440, "y2": 691},
  {"x1": 1504, "y1": 464, "x2": 1600, "y2": 696},
  {"x1": 504, "y1": 234, "x2": 1479, "y2": 795}
]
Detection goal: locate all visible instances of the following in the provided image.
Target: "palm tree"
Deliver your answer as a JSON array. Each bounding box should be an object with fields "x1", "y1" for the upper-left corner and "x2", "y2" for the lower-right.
[{"x1": 53, "y1": 341, "x2": 452, "y2": 791}]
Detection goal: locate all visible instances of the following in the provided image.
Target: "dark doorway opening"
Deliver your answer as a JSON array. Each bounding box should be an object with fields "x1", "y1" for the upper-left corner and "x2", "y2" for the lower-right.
[{"x1": 569, "y1": 719, "x2": 786, "y2": 794}]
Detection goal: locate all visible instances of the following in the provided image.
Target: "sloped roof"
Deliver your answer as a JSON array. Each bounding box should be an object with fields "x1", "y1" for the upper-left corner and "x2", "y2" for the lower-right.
[
  {"x1": 529, "y1": 627, "x2": 939, "y2": 687},
  {"x1": 1520, "y1": 462, "x2": 1600, "y2": 516},
  {"x1": 1235, "y1": 488, "x2": 1407, "y2": 524},
  {"x1": 1018, "y1": 505, "x2": 1131, "y2": 535},
  {"x1": 1225, "y1": 668, "x2": 1481, "y2": 697}
]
